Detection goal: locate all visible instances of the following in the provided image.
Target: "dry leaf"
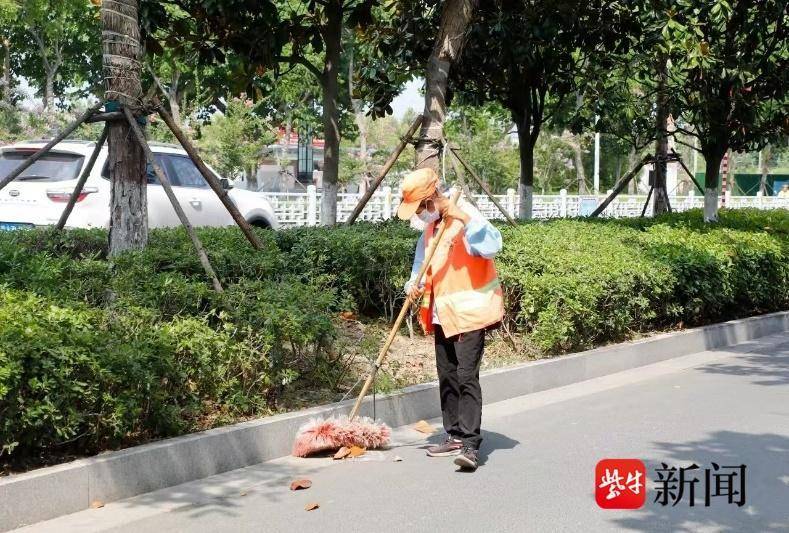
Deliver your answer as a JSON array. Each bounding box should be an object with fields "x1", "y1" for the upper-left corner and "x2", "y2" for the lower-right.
[
  {"x1": 333, "y1": 446, "x2": 351, "y2": 460},
  {"x1": 240, "y1": 490, "x2": 249, "y2": 497},
  {"x1": 90, "y1": 500, "x2": 104, "y2": 509},
  {"x1": 339, "y1": 311, "x2": 357, "y2": 321},
  {"x1": 392, "y1": 455, "x2": 403, "y2": 462},
  {"x1": 305, "y1": 502, "x2": 320, "y2": 511},
  {"x1": 413, "y1": 420, "x2": 435, "y2": 434},
  {"x1": 290, "y1": 479, "x2": 312, "y2": 491},
  {"x1": 348, "y1": 445, "x2": 366, "y2": 457}
]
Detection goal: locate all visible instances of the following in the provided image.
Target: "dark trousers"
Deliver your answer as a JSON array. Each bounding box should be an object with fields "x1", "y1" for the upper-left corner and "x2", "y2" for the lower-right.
[{"x1": 434, "y1": 324, "x2": 485, "y2": 450}]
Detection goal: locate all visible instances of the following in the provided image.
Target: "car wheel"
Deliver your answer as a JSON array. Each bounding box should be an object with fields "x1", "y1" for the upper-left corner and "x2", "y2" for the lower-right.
[{"x1": 249, "y1": 218, "x2": 271, "y2": 229}]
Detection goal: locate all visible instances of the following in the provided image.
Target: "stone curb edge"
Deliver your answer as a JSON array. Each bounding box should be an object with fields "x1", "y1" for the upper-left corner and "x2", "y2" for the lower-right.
[{"x1": 2, "y1": 311, "x2": 787, "y2": 530}]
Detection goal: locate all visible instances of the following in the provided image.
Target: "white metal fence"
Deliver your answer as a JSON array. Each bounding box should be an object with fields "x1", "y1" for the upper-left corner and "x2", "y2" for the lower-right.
[{"x1": 264, "y1": 186, "x2": 789, "y2": 228}]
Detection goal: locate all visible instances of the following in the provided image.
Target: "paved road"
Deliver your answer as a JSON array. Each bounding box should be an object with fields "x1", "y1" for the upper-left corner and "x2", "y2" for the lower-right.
[{"x1": 19, "y1": 333, "x2": 789, "y2": 533}]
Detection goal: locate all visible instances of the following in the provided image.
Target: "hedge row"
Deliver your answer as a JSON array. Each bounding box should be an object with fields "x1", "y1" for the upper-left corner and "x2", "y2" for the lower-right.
[{"x1": 1, "y1": 208, "x2": 787, "y2": 465}]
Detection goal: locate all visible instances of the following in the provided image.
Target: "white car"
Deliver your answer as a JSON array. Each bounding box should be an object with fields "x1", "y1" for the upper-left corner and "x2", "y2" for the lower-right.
[{"x1": 0, "y1": 140, "x2": 278, "y2": 231}]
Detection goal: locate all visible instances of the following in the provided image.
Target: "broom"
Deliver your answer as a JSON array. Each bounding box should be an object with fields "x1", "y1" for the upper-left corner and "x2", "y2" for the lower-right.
[{"x1": 292, "y1": 189, "x2": 462, "y2": 457}]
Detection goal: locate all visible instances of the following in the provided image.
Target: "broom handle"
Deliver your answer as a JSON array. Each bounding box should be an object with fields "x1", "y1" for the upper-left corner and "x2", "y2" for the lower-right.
[{"x1": 349, "y1": 189, "x2": 463, "y2": 420}]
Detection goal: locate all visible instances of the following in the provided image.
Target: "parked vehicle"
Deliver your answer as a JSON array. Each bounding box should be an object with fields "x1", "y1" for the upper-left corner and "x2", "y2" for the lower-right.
[{"x1": 0, "y1": 140, "x2": 278, "y2": 231}]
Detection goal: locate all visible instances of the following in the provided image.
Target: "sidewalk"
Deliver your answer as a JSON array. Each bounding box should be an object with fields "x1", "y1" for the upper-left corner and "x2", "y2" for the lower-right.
[{"x1": 17, "y1": 333, "x2": 789, "y2": 532}]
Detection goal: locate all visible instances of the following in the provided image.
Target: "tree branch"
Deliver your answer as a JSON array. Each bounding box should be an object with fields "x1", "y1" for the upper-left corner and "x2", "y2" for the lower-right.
[
  {"x1": 276, "y1": 55, "x2": 322, "y2": 80},
  {"x1": 674, "y1": 137, "x2": 702, "y2": 153}
]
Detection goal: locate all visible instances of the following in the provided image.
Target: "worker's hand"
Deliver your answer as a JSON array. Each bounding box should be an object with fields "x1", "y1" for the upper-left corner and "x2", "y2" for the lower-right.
[
  {"x1": 439, "y1": 201, "x2": 471, "y2": 225},
  {"x1": 407, "y1": 284, "x2": 425, "y2": 302}
]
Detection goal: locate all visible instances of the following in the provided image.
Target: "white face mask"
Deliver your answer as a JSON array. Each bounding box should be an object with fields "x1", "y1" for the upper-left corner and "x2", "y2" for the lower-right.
[{"x1": 417, "y1": 208, "x2": 440, "y2": 224}]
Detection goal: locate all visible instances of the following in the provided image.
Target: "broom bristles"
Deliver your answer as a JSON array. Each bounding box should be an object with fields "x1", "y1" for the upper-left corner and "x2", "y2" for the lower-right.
[{"x1": 292, "y1": 416, "x2": 391, "y2": 457}]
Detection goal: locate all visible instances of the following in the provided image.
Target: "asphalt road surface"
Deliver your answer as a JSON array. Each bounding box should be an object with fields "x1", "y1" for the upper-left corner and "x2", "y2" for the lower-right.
[{"x1": 18, "y1": 333, "x2": 789, "y2": 533}]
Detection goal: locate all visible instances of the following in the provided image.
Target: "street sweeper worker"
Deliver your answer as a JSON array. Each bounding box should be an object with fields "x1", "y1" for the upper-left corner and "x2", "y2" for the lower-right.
[{"x1": 398, "y1": 167, "x2": 504, "y2": 471}]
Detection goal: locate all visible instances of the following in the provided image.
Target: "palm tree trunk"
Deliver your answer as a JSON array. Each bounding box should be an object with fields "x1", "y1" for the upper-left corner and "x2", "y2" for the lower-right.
[
  {"x1": 102, "y1": 0, "x2": 147, "y2": 255},
  {"x1": 415, "y1": 0, "x2": 477, "y2": 173}
]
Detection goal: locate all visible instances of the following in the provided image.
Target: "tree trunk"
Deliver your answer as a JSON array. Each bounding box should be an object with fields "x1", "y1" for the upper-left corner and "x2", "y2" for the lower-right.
[
  {"x1": 319, "y1": 1, "x2": 342, "y2": 225},
  {"x1": 571, "y1": 93, "x2": 587, "y2": 194},
  {"x1": 759, "y1": 145, "x2": 770, "y2": 195},
  {"x1": 44, "y1": 70, "x2": 54, "y2": 110},
  {"x1": 703, "y1": 148, "x2": 725, "y2": 222},
  {"x1": 415, "y1": 0, "x2": 477, "y2": 173},
  {"x1": 627, "y1": 148, "x2": 637, "y2": 194},
  {"x1": 515, "y1": 111, "x2": 534, "y2": 219},
  {"x1": 652, "y1": 56, "x2": 670, "y2": 215},
  {"x1": 102, "y1": 0, "x2": 147, "y2": 255},
  {"x1": 1, "y1": 38, "x2": 10, "y2": 105},
  {"x1": 348, "y1": 40, "x2": 369, "y2": 185},
  {"x1": 281, "y1": 114, "x2": 292, "y2": 163},
  {"x1": 574, "y1": 138, "x2": 586, "y2": 193},
  {"x1": 168, "y1": 68, "x2": 181, "y2": 125}
]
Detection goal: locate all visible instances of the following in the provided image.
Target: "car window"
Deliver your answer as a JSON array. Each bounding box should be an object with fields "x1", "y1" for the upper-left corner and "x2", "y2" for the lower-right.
[
  {"x1": 101, "y1": 154, "x2": 167, "y2": 185},
  {"x1": 164, "y1": 155, "x2": 208, "y2": 188},
  {"x1": 0, "y1": 151, "x2": 84, "y2": 182}
]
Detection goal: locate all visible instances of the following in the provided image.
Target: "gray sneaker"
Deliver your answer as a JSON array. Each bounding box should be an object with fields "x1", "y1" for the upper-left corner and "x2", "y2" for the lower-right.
[
  {"x1": 453, "y1": 447, "x2": 479, "y2": 470},
  {"x1": 426, "y1": 436, "x2": 464, "y2": 457}
]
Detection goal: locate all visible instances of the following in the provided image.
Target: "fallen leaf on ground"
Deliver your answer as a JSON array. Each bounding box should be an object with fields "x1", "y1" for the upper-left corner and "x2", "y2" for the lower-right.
[
  {"x1": 333, "y1": 446, "x2": 351, "y2": 460},
  {"x1": 413, "y1": 420, "x2": 435, "y2": 434},
  {"x1": 90, "y1": 500, "x2": 104, "y2": 509},
  {"x1": 305, "y1": 502, "x2": 320, "y2": 511},
  {"x1": 392, "y1": 455, "x2": 403, "y2": 462},
  {"x1": 290, "y1": 479, "x2": 312, "y2": 491},
  {"x1": 339, "y1": 311, "x2": 357, "y2": 320},
  {"x1": 349, "y1": 445, "x2": 366, "y2": 457},
  {"x1": 240, "y1": 490, "x2": 249, "y2": 497}
]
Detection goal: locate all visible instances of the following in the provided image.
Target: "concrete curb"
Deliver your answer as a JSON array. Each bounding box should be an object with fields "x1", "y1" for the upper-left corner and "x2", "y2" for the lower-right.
[{"x1": 2, "y1": 311, "x2": 788, "y2": 530}]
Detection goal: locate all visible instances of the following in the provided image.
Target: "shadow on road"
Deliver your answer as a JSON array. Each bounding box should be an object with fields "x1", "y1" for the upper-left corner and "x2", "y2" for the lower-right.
[
  {"x1": 420, "y1": 429, "x2": 520, "y2": 465},
  {"x1": 611, "y1": 430, "x2": 789, "y2": 532},
  {"x1": 96, "y1": 451, "x2": 324, "y2": 522},
  {"x1": 699, "y1": 336, "x2": 789, "y2": 386}
]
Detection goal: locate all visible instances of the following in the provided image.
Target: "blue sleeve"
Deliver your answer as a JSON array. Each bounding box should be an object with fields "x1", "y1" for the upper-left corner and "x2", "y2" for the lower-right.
[
  {"x1": 405, "y1": 232, "x2": 426, "y2": 291},
  {"x1": 464, "y1": 217, "x2": 502, "y2": 259}
]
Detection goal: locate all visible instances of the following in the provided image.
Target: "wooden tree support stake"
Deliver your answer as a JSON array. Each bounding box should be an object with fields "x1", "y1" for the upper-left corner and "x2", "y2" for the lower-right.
[
  {"x1": 445, "y1": 143, "x2": 479, "y2": 209},
  {"x1": 346, "y1": 114, "x2": 424, "y2": 225},
  {"x1": 641, "y1": 186, "x2": 654, "y2": 217},
  {"x1": 448, "y1": 145, "x2": 516, "y2": 226},
  {"x1": 670, "y1": 148, "x2": 704, "y2": 194},
  {"x1": 156, "y1": 103, "x2": 265, "y2": 250},
  {"x1": 56, "y1": 126, "x2": 109, "y2": 230},
  {"x1": 0, "y1": 100, "x2": 104, "y2": 193},
  {"x1": 590, "y1": 155, "x2": 651, "y2": 218},
  {"x1": 123, "y1": 106, "x2": 224, "y2": 293}
]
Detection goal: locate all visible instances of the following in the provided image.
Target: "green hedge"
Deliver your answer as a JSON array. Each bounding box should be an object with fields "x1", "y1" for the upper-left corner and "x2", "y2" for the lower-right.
[{"x1": 0, "y1": 208, "x2": 787, "y2": 465}]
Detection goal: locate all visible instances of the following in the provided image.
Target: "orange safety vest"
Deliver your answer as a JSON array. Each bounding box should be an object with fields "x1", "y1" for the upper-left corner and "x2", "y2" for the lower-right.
[{"x1": 418, "y1": 217, "x2": 505, "y2": 337}]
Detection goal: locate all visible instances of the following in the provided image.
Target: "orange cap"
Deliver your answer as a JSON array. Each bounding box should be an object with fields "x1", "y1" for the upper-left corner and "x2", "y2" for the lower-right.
[{"x1": 396, "y1": 168, "x2": 439, "y2": 220}]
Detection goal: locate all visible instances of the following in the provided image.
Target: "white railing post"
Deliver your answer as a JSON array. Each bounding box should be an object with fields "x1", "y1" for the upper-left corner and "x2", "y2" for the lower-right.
[
  {"x1": 559, "y1": 188, "x2": 567, "y2": 218},
  {"x1": 383, "y1": 186, "x2": 393, "y2": 220},
  {"x1": 506, "y1": 188, "x2": 516, "y2": 218},
  {"x1": 307, "y1": 185, "x2": 318, "y2": 227},
  {"x1": 724, "y1": 190, "x2": 731, "y2": 207}
]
